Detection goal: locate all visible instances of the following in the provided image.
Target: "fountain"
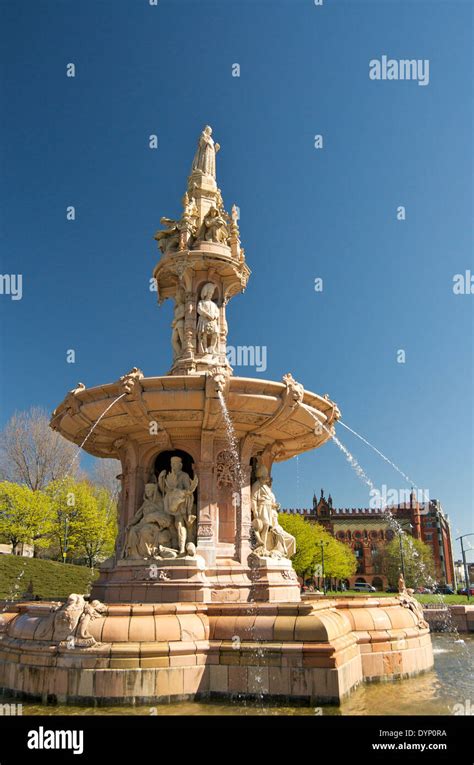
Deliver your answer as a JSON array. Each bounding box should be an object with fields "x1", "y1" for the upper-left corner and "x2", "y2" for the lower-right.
[{"x1": 0, "y1": 126, "x2": 433, "y2": 706}]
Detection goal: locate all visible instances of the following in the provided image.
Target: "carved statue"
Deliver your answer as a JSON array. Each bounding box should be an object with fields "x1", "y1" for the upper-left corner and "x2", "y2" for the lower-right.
[
  {"x1": 203, "y1": 206, "x2": 229, "y2": 244},
  {"x1": 178, "y1": 193, "x2": 198, "y2": 250},
  {"x1": 123, "y1": 482, "x2": 173, "y2": 559},
  {"x1": 74, "y1": 600, "x2": 107, "y2": 647},
  {"x1": 399, "y1": 588, "x2": 429, "y2": 630},
  {"x1": 398, "y1": 572, "x2": 407, "y2": 594},
  {"x1": 171, "y1": 287, "x2": 186, "y2": 359},
  {"x1": 155, "y1": 217, "x2": 180, "y2": 254},
  {"x1": 197, "y1": 283, "x2": 220, "y2": 355},
  {"x1": 33, "y1": 594, "x2": 106, "y2": 647},
  {"x1": 191, "y1": 125, "x2": 220, "y2": 178},
  {"x1": 251, "y1": 462, "x2": 296, "y2": 560},
  {"x1": 158, "y1": 456, "x2": 198, "y2": 555}
]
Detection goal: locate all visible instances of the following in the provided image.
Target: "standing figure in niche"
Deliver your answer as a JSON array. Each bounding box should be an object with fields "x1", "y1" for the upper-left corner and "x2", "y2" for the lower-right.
[
  {"x1": 159, "y1": 456, "x2": 198, "y2": 555},
  {"x1": 197, "y1": 282, "x2": 220, "y2": 355}
]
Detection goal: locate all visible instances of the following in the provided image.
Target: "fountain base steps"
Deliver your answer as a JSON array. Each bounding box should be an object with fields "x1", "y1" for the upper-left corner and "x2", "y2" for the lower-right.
[
  {"x1": 90, "y1": 556, "x2": 301, "y2": 604},
  {"x1": 0, "y1": 598, "x2": 433, "y2": 706}
]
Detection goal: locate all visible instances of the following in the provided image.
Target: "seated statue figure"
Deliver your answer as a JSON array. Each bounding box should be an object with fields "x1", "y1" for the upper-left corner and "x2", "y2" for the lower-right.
[{"x1": 123, "y1": 482, "x2": 173, "y2": 559}]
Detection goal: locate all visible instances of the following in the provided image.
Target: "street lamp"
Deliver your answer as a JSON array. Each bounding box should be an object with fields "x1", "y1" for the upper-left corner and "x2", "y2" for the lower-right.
[
  {"x1": 398, "y1": 523, "x2": 413, "y2": 585},
  {"x1": 63, "y1": 515, "x2": 69, "y2": 564},
  {"x1": 320, "y1": 540, "x2": 329, "y2": 595},
  {"x1": 456, "y1": 533, "x2": 474, "y2": 602}
]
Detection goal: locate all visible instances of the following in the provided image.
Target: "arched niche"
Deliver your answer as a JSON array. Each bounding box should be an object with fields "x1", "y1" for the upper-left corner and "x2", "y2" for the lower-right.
[{"x1": 153, "y1": 449, "x2": 195, "y2": 481}]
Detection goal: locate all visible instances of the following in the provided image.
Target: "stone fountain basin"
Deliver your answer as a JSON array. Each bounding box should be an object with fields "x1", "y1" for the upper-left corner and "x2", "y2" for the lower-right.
[
  {"x1": 50, "y1": 375, "x2": 339, "y2": 460},
  {"x1": 0, "y1": 598, "x2": 433, "y2": 705}
]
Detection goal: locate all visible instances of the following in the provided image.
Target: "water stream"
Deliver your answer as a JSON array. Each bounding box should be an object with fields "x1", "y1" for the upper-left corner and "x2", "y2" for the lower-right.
[{"x1": 217, "y1": 391, "x2": 244, "y2": 488}]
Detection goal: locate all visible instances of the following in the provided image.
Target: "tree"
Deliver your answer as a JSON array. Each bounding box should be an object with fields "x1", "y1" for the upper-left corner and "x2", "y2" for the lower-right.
[
  {"x1": 322, "y1": 536, "x2": 358, "y2": 583},
  {"x1": 91, "y1": 459, "x2": 121, "y2": 500},
  {"x1": 73, "y1": 485, "x2": 118, "y2": 568},
  {"x1": 277, "y1": 513, "x2": 320, "y2": 577},
  {"x1": 45, "y1": 478, "x2": 117, "y2": 566},
  {"x1": 0, "y1": 407, "x2": 78, "y2": 491},
  {"x1": 277, "y1": 514, "x2": 357, "y2": 581},
  {"x1": 0, "y1": 481, "x2": 54, "y2": 553},
  {"x1": 380, "y1": 535, "x2": 436, "y2": 589}
]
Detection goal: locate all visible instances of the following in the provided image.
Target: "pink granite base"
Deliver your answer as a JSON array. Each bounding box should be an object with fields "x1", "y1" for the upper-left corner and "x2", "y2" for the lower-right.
[
  {"x1": 0, "y1": 598, "x2": 433, "y2": 706},
  {"x1": 91, "y1": 557, "x2": 301, "y2": 604}
]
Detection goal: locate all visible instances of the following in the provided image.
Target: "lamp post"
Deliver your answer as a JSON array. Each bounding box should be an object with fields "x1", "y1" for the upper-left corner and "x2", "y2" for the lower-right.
[
  {"x1": 398, "y1": 530, "x2": 405, "y2": 582},
  {"x1": 320, "y1": 540, "x2": 329, "y2": 595},
  {"x1": 63, "y1": 515, "x2": 69, "y2": 564},
  {"x1": 398, "y1": 523, "x2": 413, "y2": 585},
  {"x1": 456, "y1": 533, "x2": 474, "y2": 602}
]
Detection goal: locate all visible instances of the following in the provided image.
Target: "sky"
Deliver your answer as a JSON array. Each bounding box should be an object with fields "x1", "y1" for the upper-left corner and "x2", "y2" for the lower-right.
[{"x1": 0, "y1": 0, "x2": 472, "y2": 558}]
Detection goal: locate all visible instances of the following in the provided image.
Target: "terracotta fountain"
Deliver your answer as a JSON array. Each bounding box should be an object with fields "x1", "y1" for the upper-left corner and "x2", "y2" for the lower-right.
[{"x1": 0, "y1": 127, "x2": 433, "y2": 705}]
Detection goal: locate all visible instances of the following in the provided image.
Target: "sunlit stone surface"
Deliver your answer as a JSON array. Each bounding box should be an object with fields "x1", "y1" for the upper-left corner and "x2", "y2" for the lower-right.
[{"x1": 0, "y1": 127, "x2": 433, "y2": 705}]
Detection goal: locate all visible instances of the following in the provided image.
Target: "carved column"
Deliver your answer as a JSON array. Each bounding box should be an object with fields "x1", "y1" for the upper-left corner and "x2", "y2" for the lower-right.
[
  {"x1": 195, "y1": 459, "x2": 217, "y2": 566},
  {"x1": 236, "y1": 464, "x2": 252, "y2": 564},
  {"x1": 183, "y1": 290, "x2": 196, "y2": 355}
]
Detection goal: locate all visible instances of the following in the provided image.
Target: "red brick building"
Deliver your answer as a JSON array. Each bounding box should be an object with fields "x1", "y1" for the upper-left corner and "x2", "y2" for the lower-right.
[{"x1": 282, "y1": 490, "x2": 455, "y2": 590}]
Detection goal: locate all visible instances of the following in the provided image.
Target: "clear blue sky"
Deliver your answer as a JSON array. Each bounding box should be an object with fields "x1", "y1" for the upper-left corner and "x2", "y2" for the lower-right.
[{"x1": 0, "y1": 0, "x2": 472, "y2": 558}]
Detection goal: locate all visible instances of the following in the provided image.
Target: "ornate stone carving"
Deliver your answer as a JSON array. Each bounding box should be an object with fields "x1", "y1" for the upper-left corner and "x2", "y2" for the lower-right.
[
  {"x1": 250, "y1": 460, "x2": 296, "y2": 560},
  {"x1": 158, "y1": 456, "x2": 198, "y2": 555},
  {"x1": 197, "y1": 283, "x2": 220, "y2": 355},
  {"x1": 398, "y1": 588, "x2": 429, "y2": 630},
  {"x1": 122, "y1": 481, "x2": 174, "y2": 559},
  {"x1": 201, "y1": 206, "x2": 229, "y2": 244},
  {"x1": 119, "y1": 367, "x2": 144, "y2": 397},
  {"x1": 123, "y1": 458, "x2": 199, "y2": 560},
  {"x1": 171, "y1": 287, "x2": 186, "y2": 359},
  {"x1": 154, "y1": 217, "x2": 180, "y2": 255},
  {"x1": 178, "y1": 192, "x2": 198, "y2": 250},
  {"x1": 33, "y1": 594, "x2": 106, "y2": 648},
  {"x1": 197, "y1": 523, "x2": 213, "y2": 538},
  {"x1": 216, "y1": 450, "x2": 237, "y2": 487},
  {"x1": 191, "y1": 125, "x2": 220, "y2": 179},
  {"x1": 282, "y1": 372, "x2": 304, "y2": 409}
]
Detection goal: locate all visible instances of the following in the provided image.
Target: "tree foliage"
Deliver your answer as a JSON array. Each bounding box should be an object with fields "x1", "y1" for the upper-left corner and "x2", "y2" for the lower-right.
[
  {"x1": 380, "y1": 535, "x2": 436, "y2": 588},
  {"x1": 45, "y1": 478, "x2": 118, "y2": 566},
  {"x1": 0, "y1": 481, "x2": 54, "y2": 552},
  {"x1": 278, "y1": 513, "x2": 357, "y2": 580}
]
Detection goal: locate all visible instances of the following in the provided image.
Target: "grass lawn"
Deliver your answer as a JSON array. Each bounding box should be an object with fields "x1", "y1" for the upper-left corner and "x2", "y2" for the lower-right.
[
  {"x1": 320, "y1": 591, "x2": 471, "y2": 605},
  {"x1": 0, "y1": 554, "x2": 98, "y2": 601}
]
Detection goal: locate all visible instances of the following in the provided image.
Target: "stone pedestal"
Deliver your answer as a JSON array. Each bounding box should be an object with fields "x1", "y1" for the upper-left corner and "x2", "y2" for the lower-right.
[{"x1": 91, "y1": 555, "x2": 302, "y2": 605}]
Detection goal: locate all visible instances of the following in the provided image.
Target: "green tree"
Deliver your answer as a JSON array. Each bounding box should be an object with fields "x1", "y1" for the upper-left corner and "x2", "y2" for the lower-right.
[
  {"x1": 0, "y1": 481, "x2": 53, "y2": 553},
  {"x1": 277, "y1": 513, "x2": 320, "y2": 577},
  {"x1": 322, "y1": 535, "x2": 358, "y2": 582},
  {"x1": 45, "y1": 478, "x2": 117, "y2": 566},
  {"x1": 74, "y1": 485, "x2": 118, "y2": 568},
  {"x1": 380, "y1": 535, "x2": 435, "y2": 589},
  {"x1": 278, "y1": 514, "x2": 357, "y2": 581}
]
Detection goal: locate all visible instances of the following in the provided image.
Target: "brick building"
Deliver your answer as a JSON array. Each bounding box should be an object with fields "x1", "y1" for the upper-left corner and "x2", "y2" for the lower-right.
[{"x1": 282, "y1": 490, "x2": 455, "y2": 590}]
